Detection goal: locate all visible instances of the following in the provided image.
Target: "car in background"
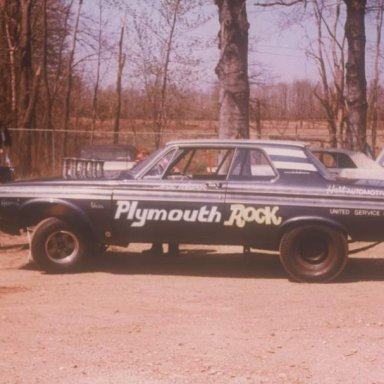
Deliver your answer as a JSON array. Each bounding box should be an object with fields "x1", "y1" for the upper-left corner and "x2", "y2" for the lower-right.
[
  {"x1": 375, "y1": 148, "x2": 384, "y2": 168},
  {"x1": 311, "y1": 147, "x2": 384, "y2": 180}
]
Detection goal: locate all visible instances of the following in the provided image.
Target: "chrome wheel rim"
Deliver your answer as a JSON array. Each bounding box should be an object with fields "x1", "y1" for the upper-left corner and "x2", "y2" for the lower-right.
[{"x1": 45, "y1": 230, "x2": 80, "y2": 264}]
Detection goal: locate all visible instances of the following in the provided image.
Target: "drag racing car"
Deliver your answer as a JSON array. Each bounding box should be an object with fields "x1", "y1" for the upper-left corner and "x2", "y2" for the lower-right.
[{"x1": 1, "y1": 139, "x2": 384, "y2": 282}]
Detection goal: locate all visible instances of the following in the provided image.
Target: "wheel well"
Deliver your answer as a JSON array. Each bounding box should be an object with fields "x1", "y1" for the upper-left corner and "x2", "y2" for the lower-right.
[
  {"x1": 19, "y1": 201, "x2": 93, "y2": 237},
  {"x1": 278, "y1": 217, "x2": 347, "y2": 244}
]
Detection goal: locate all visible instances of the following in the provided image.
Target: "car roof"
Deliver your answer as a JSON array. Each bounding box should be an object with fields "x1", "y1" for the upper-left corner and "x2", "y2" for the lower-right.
[{"x1": 166, "y1": 139, "x2": 307, "y2": 148}]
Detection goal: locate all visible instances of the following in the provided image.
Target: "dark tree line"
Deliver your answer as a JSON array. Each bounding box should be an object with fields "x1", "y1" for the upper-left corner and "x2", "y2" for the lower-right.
[{"x1": 0, "y1": 0, "x2": 83, "y2": 174}]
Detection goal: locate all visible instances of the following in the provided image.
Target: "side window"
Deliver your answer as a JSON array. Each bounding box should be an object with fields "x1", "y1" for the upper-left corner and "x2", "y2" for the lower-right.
[
  {"x1": 315, "y1": 153, "x2": 335, "y2": 168},
  {"x1": 166, "y1": 148, "x2": 234, "y2": 180},
  {"x1": 337, "y1": 154, "x2": 356, "y2": 168},
  {"x1": 230, "y1": 149, "x2": 276, "y2": 181},
  {"x1": 312, "y1": 152, "x2": 356, "y2": 169},
  {"x1": 313, "y1": 152, "x2": 337, "y2": 168},
  {"x1": 143, "y1": 149, "x2": 176, "y2": 178}
]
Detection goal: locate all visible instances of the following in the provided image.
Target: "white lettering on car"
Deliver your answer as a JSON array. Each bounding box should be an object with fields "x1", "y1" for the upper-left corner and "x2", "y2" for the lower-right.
[
  {"x1": 354, "y1": 209, "x2": 381, "y2": 217},
  {"x1": 330, "y1": 208, "x2": 350, "y2": 215},
  {"x1": 330, "y1": 208, "x2": 382, "y2": 217},
  {"x1": 224, "y1": 204, "x2": 282, "y2": 228},
  {"x1": 114, "y1": 201, "x2": 222, "y2": 227},
  {"x1": 327, "y1": 184, "x2": 384, "y2": 197},
  {"x1": 90, "y1": 202, "x2": 104, "y2": 209}
]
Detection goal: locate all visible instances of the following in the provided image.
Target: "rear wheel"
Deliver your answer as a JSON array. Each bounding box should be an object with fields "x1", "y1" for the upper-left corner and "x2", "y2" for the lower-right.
[
  {"x1": 31, "y1": 218, "x2": 90, "y2": 273},
  {"x1": 279, "y1": 225, "x2": 348, "y2": 283}
]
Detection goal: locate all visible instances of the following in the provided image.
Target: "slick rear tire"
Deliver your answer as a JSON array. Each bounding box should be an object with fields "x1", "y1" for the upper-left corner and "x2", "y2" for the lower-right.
[
  {"x1": 31, "y1": 218, "x2": 89, "y2": 273},
  {"x1": 279, "y1": 225, "x2": 348, "y2": 283}
]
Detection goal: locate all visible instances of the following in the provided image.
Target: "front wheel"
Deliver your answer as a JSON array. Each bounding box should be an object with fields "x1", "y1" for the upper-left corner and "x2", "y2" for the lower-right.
[
  {"x1": 279, "y1": 225, "x2": 348, "y2": 283},
  {"x1": 31, "y1": 218, "x2": 90, "y2": 273}
]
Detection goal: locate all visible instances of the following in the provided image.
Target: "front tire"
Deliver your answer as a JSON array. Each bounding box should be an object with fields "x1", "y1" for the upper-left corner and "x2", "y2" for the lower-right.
[
  {"x1": 31, "y1": 218, "x2": 90, "y2": 273},
  {"x1": 279, "y1": 225, "x2": 348, "y2": 283}
]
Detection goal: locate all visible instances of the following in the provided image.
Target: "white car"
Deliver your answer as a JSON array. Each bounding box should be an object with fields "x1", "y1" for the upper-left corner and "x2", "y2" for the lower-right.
[
  {"x1": 311, "y1": 147, "x2": 384, "y2": 180},
  {"x1": 375, "y1": 149, "x2": 384, "y2": 168}
]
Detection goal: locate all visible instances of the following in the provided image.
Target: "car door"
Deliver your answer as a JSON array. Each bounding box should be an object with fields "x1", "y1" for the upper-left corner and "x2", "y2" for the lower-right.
[
  {"x1": 111, "y1": 146, "x2": 234, "y2": 245},
  {"x1": 223, "y1": 147, "x2": 282, "y2": 249}
]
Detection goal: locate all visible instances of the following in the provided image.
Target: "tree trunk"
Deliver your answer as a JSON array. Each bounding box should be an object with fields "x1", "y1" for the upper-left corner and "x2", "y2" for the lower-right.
[
  {"x1": 91, "y1": 1, "x2": 103, "y2": 144},
  {"x1": 63, "y1": 0, "x2": 83, "y2": 157},
  {"x1": 370, "y1": 0, "x2": 383, "y2": 156},
  {"x1": 215, "y1": 0, "x2": 250, "y2": 139},
  {"x1": 255, "y1": 99, "x2": 261, "y2": 138},
  {"x1": 17, "y1": 0, "x2": 33, "y2": 175},
  {"x1": 113, "y1": 16, "x2": 126, "y2": 145},
  {"x1": 42, "y1": 0, "x2": 55, "y2": 171},
  {"x1": 154, "y1": 0, "x2": 180, "y2": 148},
  {"x1": 18, "y1": 0, "x2": 32, "y2": 124},
  {"x1": 343, "y1": 0, "x2": 367, "y2": 152},
  {"x1": 4, "y1": 19, "x2": 17, "y2": 114}
]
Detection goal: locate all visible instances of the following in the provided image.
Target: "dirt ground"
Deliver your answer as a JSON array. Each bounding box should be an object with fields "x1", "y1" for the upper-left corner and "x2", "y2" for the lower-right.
[{"x1": 1, "y1": 232, "x2": 384, "y2": 384}]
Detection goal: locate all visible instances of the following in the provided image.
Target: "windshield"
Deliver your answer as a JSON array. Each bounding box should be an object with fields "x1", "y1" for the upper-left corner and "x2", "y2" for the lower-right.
[{"x1": 118, "y1": 147, "x2": 165, "y2": 179}]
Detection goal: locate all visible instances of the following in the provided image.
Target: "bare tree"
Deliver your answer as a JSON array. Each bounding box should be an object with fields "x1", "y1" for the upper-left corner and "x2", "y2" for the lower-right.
[
  {"x1": 368, "y1": 0, "x2": 384, "y2": 155},
  {"x1": 0, "y1": 0, "x2": 81, "y2": 175},
  {"x1": 18, "y1": 0, "x2": 42, "y2": 175},
  {"x1": 18, "y1": 0, "x2": 33, "y2": 126},
  {"x1": 41, "y1": 0, "x2": 56, "y2": 171},
  {"x1": 113, "y1": 14, "x2": 126, "y2": 145},
  {"x1": 51, "y1": 0, "x2": 75, "y2": 108},
  {"x1": 308, "y1": 0, "x2": 346, "y2": 147},
  {"x1": 343, "y1": 0, "x2": 367, "y2": 151},
  {"x1": 130, "y1": 0, "x2": 205, "y2": 147},
  {"x1": 91, "y1": 0, "x2": 104, "y2": 144},
  {"x1": 3, "y1": 7, "x2": 17, "y2": 115},
  {"x1": 153, "y1": 0, "x2": 181, "y2": 147},
  {"x1": 63, "y1": 0, "x2": 83, "y2": 157},
  {"x1": 256, "y1": 0, "x2": 369, "y2": 150},
  {"x1": 215, "y1": 0, "x2": 250, "y2": 139}
]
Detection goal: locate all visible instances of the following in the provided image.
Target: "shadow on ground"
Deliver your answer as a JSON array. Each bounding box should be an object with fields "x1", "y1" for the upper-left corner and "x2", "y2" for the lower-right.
[
  {"x1": 89, "y1": 249, "x2": 287, "y2": 280},
  {"x1": 59, "y1": 248, "x2": 384, "y2": 283},
  {"x1": 19, "y1": 244, "x2": 384, "y2": 282}
]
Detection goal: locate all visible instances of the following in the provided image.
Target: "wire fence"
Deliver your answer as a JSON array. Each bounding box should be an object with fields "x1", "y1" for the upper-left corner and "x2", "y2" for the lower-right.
[
  {"x1": 8, "y1": 120, "x2": 336, "y2": 149},
  {"x1": 6, "y1": 119, "x2": 384, "y2": 177}
]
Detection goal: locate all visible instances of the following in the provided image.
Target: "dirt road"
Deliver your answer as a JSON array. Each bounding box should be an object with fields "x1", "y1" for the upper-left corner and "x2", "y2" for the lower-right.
[{"x1": 1, "y1": 233, "x2": 384, "y2": 384}]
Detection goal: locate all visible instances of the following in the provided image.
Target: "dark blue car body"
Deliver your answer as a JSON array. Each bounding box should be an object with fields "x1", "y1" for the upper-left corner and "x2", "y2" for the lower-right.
[{"x1": 1, "y1": 139, "x2": 383, "y2": 282}]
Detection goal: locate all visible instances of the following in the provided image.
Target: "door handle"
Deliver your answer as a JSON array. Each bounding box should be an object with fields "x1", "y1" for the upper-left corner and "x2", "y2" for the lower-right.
[{"x1": 206, "y1": 182, "x2": 223, "y2": 189}]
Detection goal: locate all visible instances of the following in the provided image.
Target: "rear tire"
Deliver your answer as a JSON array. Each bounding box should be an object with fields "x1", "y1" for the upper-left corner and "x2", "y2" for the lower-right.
[
  {"x1": 31, "y1": 218, "x2": 90, "y2": 273},
  {"x1": 279, "y1": 225, "x2": 348, "y2": 283}
]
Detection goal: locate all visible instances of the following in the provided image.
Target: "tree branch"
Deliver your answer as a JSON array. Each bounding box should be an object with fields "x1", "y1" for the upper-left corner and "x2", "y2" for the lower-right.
[{"x1": 254, "y1": 0, "x2": 306, "y2": 7}]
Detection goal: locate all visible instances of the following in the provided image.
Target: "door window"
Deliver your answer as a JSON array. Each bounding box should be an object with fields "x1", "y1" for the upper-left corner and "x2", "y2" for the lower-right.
[
  {"x1": 229, "y1": 149, "x2": 276, "y2": 181},
  {"x1": 165, "y1": 148, "x2": 235, "y2": 180}
]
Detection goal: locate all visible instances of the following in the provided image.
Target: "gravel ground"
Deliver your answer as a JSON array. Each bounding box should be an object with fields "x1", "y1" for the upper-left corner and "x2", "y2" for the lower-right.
[{"x1": 1, "y1": 233, "x2": 384, "y2": 384}]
